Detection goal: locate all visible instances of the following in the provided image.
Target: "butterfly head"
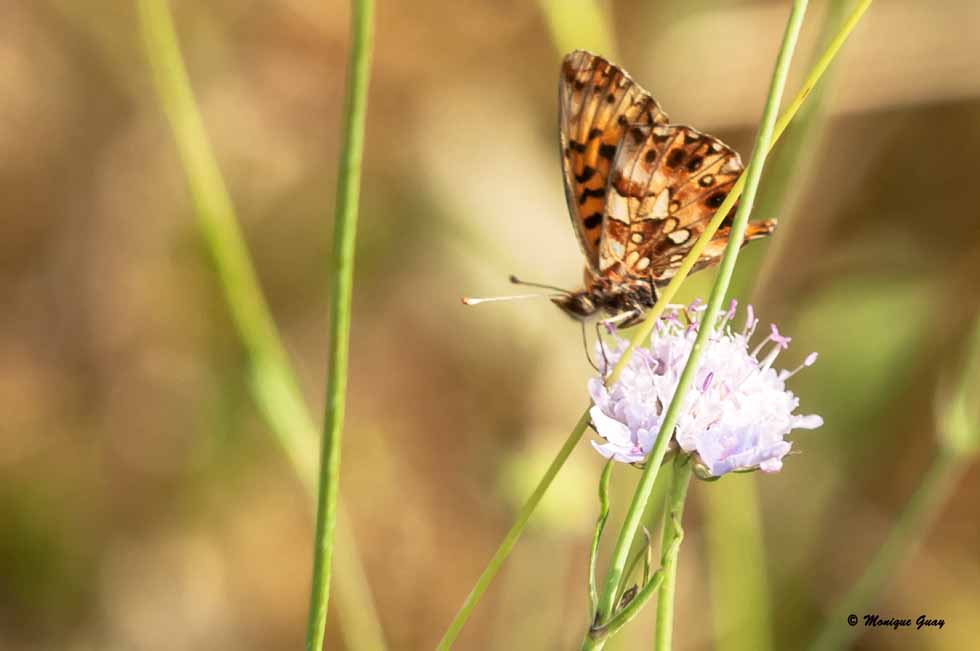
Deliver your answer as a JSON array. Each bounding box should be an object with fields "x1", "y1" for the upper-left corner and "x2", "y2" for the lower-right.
[{"x1": 552, "y1": 291, "x2": 599, "y2": 321}]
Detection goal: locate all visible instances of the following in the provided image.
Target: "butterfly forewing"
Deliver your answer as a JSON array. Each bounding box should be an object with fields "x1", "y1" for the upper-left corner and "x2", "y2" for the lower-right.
[{"x1": 559, "y1": 50, "x2": 668, "y2": 270}]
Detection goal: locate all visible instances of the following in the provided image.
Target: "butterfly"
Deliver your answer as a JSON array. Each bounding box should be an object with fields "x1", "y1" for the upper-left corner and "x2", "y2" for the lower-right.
[{"x1": 552, "y1": 50, "x2": 776, "y2": 327}]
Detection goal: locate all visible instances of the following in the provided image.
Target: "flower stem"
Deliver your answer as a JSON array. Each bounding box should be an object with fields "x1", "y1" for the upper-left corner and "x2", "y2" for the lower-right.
[
  {"x1": 808, "y1": 449, "x2": 967, "y2": 651},
  {"x1": 590, "y1": 461, "x2": 616, "y2": 621},
  {"x1": 654, "y1": 455, "x2": 693, "y2": 650},
  {"x1": 136, "y1": 2, "x2": 385, "y2": 650},
  {"x1": 305, "y1": 1, "x2": 375, "y2": 650},
  {"x1": 594, "y1": 0, "x2": 810, "y2": 628},
  {"x1": 582, "y1": 508, "x2": 684, "y2": 650},
  {"x1": 439, "y1": 1, "x2": 871, "y2": 641}
]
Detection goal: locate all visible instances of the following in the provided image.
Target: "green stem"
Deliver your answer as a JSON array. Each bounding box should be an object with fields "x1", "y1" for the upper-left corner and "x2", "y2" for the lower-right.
[
  {"x1": 136, "y1": 2, "x2": 385, "y2": 650},
  {"x1": 583, "y1": 511, "x2": 684, "y2": 649},
  {"x1": 439, "y1": 1, "x2": 872, "y2": 642},
  {"x1": 304, "y1": 1, "x2": 375, "y2": 650},
  {"x1": 590, "y1": 461, "x2": 616, "y2": 621},
  {"x1": 808, "y1": 450, "x2": 967, "y2": 651},
  {"x1": 595, "y1": 0, "x2": 809, "y2": 628},
  {"x1": 437, "y1": 409, "x2": 592, "y2": 650},
  {"x1": 654, "y1": 456, "x2": 694, "y2": 650}
]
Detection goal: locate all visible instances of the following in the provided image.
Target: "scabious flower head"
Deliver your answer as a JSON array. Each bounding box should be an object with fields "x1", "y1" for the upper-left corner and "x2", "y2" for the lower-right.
[{"x1": 589, "y1": 300, "x2": 822, "y2": 478}]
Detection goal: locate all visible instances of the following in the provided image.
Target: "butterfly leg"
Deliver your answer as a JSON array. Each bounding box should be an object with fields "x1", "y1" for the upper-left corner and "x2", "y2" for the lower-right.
[
  {"x1": 581, "y1": 320, "x2": 600, "y2": 372},
  {"x1": 594, "y1": 320, "x2": 610, "y2": 375}
]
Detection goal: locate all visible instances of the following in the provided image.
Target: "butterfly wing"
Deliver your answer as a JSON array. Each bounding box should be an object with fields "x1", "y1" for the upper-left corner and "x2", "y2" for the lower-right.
[
  {"x1": 598, "y1": 123, "x2": 775, "y2": 281},
  {"x1": 559, "y1": 50, "x2": 669, "y2": 271}
]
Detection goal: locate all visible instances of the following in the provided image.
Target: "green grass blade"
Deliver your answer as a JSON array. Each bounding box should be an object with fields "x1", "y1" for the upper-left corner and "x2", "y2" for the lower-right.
[
  {"x1": 135, "y1": 1, "x2": 384, "y2": 649},
  {"x1": 304, "y1": 0, "x2": 375, "y2": 649}
]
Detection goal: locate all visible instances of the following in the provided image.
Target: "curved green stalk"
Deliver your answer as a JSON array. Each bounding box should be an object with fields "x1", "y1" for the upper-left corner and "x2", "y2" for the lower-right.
[
  {"x1": 653, "y1": 455, "x2": 694, "y2": 651},
  {"x1": 304, "y1": 1, "x2": 375, "y2": 650},
  {"x1": 590, "y1": 461, "x2": 616, "y2": 621},
  {"x1": 136, "y1": 2, "x2": 385, "y2": 650},
  {"x1": 584, "y1": 509, "x2": 684, "y2": 647},
  {"x1": 439, "y1": 1, "x2": 872, "y2": 643}
]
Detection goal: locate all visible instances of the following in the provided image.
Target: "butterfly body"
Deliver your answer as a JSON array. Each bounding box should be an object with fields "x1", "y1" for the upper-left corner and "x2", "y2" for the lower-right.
[{"x1": 556, "y1": 50, "x2": 776, "y2": 326}]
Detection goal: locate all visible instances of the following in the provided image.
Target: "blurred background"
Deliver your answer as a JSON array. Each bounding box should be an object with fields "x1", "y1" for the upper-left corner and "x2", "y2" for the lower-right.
[{"x1": 2, "y1": 1, "x2": 978, "y2": 649}]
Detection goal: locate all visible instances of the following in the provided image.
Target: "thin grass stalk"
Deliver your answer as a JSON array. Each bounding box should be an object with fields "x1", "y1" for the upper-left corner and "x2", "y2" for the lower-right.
[
  {"x1": 592, "y1": 4, "x2": 810, "y2": 634},
  {"x1": 439, "y1": 2, "x2": 871, "y2": 642},
  {"x1": 136, "y1": 2, "x2": 385, "y2": 649},
  {"x1": 304, "y1": 0, "x2": 375, "y2": 649}
]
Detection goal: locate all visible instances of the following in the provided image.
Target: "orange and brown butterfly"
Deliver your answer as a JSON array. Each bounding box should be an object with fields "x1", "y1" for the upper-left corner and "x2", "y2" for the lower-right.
[{"x1": 553, "y1": 50, "x2": 776, "y2": 327}]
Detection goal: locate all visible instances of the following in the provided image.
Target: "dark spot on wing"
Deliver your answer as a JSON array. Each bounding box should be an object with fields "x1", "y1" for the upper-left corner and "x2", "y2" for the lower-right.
[
  {"x1": 575, "y1": 166, "x2": 596, "y2": 183},
  {"x1": 666, "y1": 149, "x2": 685, "y2": 168},
  {"x1": 707, "y1": 192, "x2": 727, "y2": 209},
  {"x1": 644, "y1": 149, "x2": 658, "y2": 164},
  {"x1": 579, "y1": 188, "x2": 605, "y2": 204},
  {"x1": 584, "y1": 212, "x2": 603, "y2": 229},
  {"x1": 686, "y1": 156, "x2": 703, "y2": 172},
  {"x1": 598, "y1": 143, "x2": 617, "y2": 160}
]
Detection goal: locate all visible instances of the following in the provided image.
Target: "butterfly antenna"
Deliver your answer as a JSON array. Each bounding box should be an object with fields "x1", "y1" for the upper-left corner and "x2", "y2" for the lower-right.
[
  {"x1": 461, "y1": 293, "x2": 562, "y2": 306},
  {"x1": 509, "y1": 275, "x2": 572, "y2": 296}
]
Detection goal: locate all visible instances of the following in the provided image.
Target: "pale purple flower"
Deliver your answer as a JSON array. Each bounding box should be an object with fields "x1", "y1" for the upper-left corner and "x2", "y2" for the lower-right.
[{"x1": 589, "y1": 300, "x2": 823, "y2": 477}]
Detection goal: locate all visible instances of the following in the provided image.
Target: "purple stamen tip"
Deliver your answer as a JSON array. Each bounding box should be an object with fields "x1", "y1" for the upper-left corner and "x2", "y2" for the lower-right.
[
  {"x1": 770, "y1": 323, "x2": 792, "y2": 349},
  {"x1": 745, "y1": 304, "x2": 755, "y2": 330},
  {"x1": 604, "y1": 321, "x2": 617, "y2": 335},
  {"x1": 804, "y1": 351, "x2": 818, "y2": 366},
  {"x1": 702, "y1": 371, "x2": 715, "y2": 392},
  {"x1": 726, "y1": 298, "x2": 738, "y2": 320}
]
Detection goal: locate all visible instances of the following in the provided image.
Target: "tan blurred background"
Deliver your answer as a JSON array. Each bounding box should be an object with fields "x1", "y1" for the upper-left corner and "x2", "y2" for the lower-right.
[{"x1": 1, "y1": 1, "x2": 979, "y2": 649}]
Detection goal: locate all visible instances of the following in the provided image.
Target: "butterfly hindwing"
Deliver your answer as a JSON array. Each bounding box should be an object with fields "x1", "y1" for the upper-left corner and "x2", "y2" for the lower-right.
[
  {"x1": 598, "y1": 123, "x2": 775, "y2": 281},
  {"x1": 559, "y1": 50, "x2": 668, "y2": 270}
]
